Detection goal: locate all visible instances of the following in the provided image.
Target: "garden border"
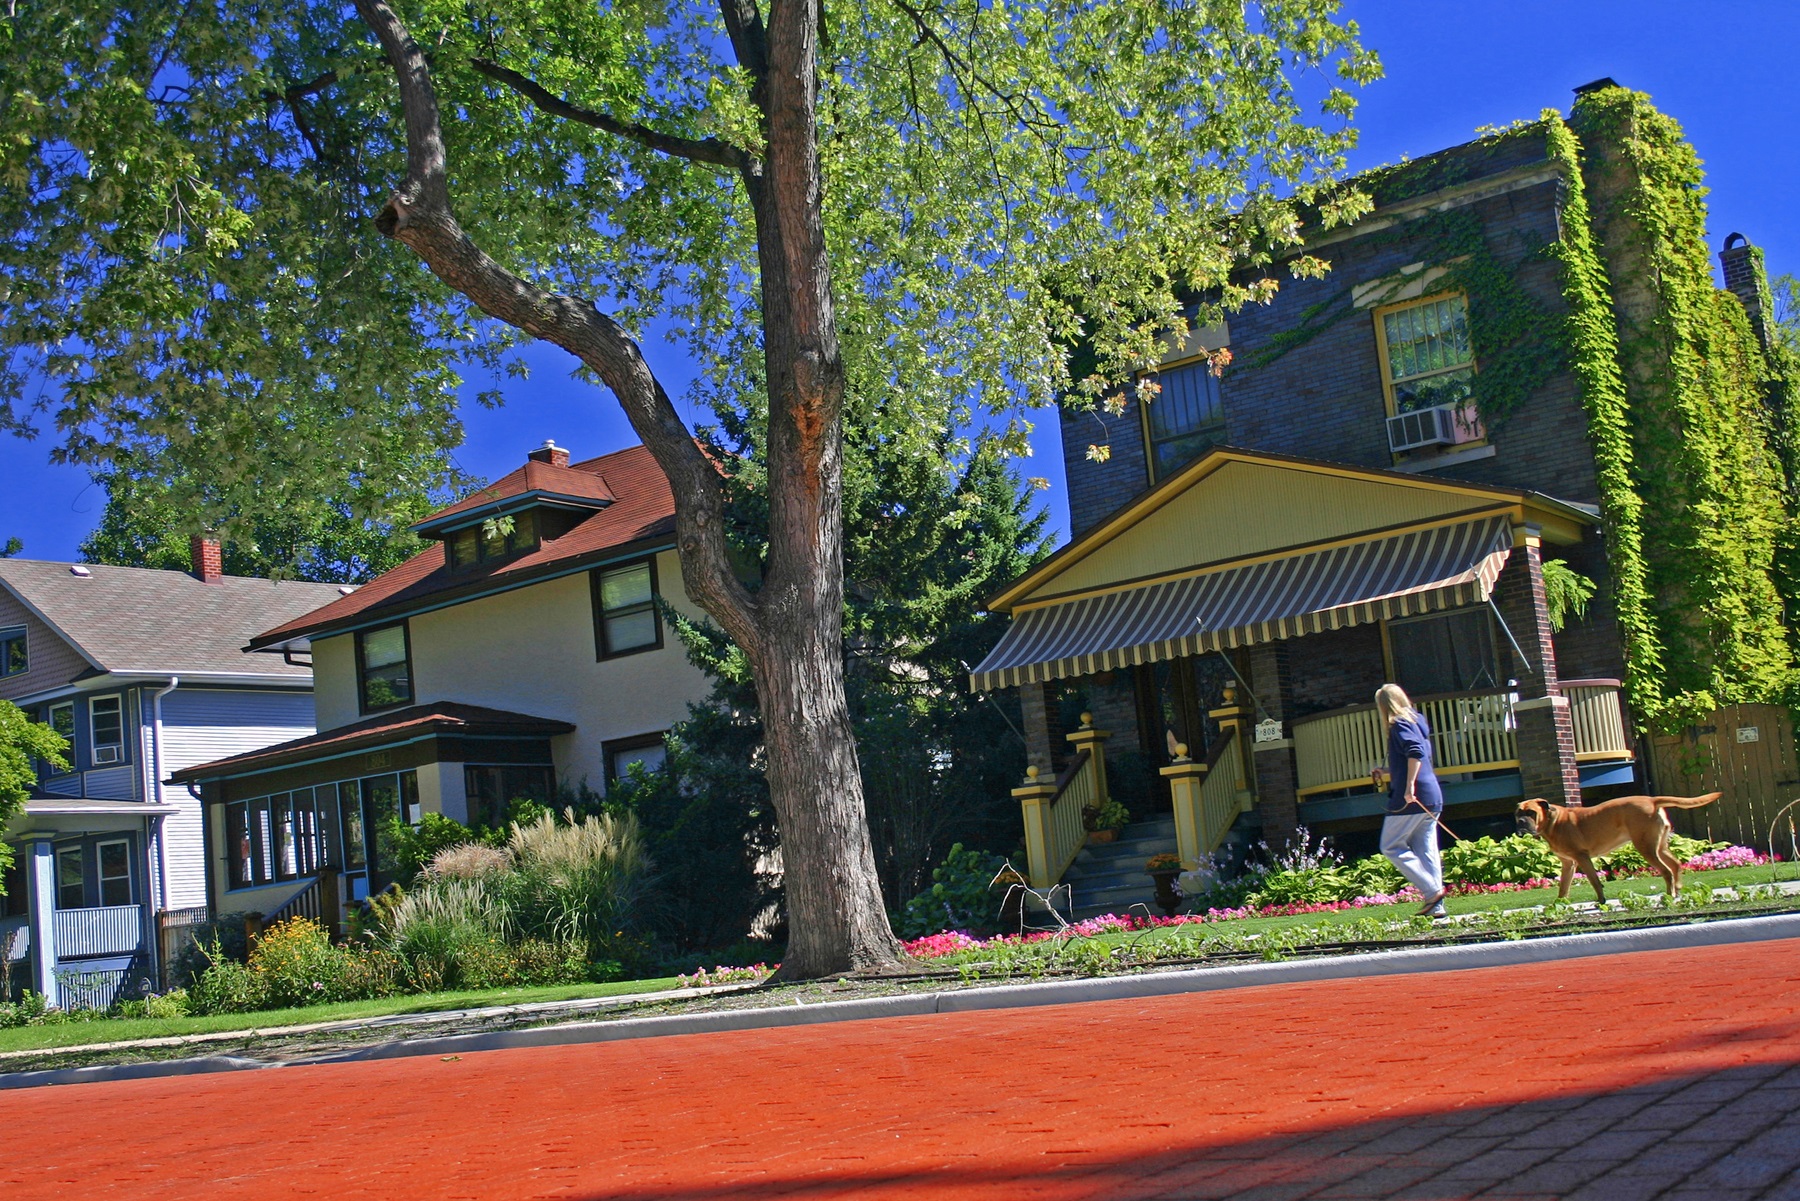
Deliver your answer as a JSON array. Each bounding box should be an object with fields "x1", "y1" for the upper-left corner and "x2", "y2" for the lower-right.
[{"x1": 6, "y1": 911, "x2": 1798, "y2": 1092}]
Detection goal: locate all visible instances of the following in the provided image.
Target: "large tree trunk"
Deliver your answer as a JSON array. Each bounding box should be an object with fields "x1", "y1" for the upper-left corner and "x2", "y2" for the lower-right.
[{"x1": 353, "y1": 0, "x2": 903, "y2": 977}]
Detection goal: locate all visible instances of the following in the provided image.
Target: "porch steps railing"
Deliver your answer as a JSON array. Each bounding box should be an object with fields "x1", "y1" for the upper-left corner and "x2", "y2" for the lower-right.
[
  {"x1": 1014, "y1": 750, "x2": 1096, "y2": 890},
  {"x1": 250, "y1": 868, "x2": 344, "y2": 942},
  {"x1": 1164, "y1": 724, "x2": 1255, "y2": 867}
]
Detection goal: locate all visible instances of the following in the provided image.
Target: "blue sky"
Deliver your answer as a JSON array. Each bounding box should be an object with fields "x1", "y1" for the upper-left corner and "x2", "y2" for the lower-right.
[{"x1": 3, "y1": 0, "x2": 1795, "y2": 562}]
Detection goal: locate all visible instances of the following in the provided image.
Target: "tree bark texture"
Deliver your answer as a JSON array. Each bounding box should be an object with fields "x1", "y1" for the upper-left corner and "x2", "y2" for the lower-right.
[{"x1": 352, "y1": 0, "x2": 902, "y2": 977}]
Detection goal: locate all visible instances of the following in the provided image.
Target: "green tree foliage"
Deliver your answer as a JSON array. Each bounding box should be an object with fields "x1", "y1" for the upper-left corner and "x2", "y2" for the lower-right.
[
  {"x1": 0, "y1": 538, "x2": 20, "y2": 558},
  {"x1": 0, "y1": 0, "x2": 492, "y2": 553},
  {"x1": 0, "y1": 701, "x2": 71, "y2": 889},
  {"x1": 0, "y1": 0, "x2": 1378, "y2": 974},
  {"x1": 79, "y1": 465, "x2": 464, "y2": 583}
]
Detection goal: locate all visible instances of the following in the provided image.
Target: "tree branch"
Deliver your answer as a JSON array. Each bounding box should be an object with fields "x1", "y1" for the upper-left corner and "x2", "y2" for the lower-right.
[
  {"x1": 718, "y1": 0, "x2": 770, "y2": 84},
  {"x1": 351, "y1": 0, "x2": 761, "y2": 647},
  {"x1": 469, "y1": 58, "x2": 752, "y2": 171}
]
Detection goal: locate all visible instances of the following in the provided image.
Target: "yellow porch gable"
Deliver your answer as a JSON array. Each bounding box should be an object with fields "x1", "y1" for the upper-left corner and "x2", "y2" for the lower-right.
[{"x1": 995, "y1": 448, "x2": 1591, "y2": 613}]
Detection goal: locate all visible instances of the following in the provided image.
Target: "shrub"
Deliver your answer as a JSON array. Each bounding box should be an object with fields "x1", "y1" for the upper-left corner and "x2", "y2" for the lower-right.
[
  {"x1": 895, "y1": 843, "x2": 1008, "y2": 938},
  {"x1": 0, "y1": 989, "x2": 51, "y2": 1028},
  {"x1": 385, "y1": 877, "x2": 515, "y2": 992},
  {"x1": 504, "y1": 809, "x2": 650, "y2": 965},
  {"x1": 112, "y1": 990, "x2": 190, "y2": 1020},
  {"x1": 1441, "y1": 835, "x2": 1562, "y2": 885},
  {"x1": 246, "y1": 918, "x2": 363, "y2": 1008},
  {"x1": 186, "y1": 938, "x2": 271, "y2": 1015},
  {"x1": 427, "y1": 841, "x2": 510, "y2": 881},
  {"x1": 166, "y1": 917, "x2": 249, "y2": 991},
  {"x1": 381, "y1": 813, "x2": 504, "y2": 884}
]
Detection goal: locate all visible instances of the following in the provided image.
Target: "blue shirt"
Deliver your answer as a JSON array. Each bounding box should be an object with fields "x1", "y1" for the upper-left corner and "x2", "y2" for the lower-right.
[{"x1": 1386, "y1": 713, "x2": 1444, "y2": 815}]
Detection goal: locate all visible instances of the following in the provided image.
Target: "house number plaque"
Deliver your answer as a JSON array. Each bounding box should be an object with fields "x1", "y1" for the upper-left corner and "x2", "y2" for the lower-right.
[{"x1": 1254, "y1": 718, "x2": 1285, "y2": 744}]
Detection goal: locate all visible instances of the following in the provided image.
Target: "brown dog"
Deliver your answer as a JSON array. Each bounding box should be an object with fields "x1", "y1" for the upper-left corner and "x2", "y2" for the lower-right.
[{"x1": 1515, "y1": 793, "x2": 1721, "y2": 901}]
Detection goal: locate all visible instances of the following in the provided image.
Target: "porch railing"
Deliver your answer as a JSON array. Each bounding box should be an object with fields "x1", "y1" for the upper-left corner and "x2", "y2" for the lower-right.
[
  {"x1": 1565, "y1": 679, "x2": 1633, "y2": 761},
  {"x1": 1197, "y1": 727, "x2": 1251, "y2": 854},
  {"x1": 53, "y1": 905, "x2": 144, "y2": 959},
  {"x1": 1017, "y1": 750, "x2": 1099, "y2": 889},
  {"x1": 1292, "y1": 682, "x2": 1632, "y2": 796}
]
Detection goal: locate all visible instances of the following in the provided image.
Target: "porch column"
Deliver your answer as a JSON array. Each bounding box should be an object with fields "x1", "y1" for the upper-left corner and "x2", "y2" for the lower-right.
[
  {"x1": 1018, "y1": 682, "x2": 1062, "y2": 777},
  {"x1": 1065, "y1": 715, "x2": 1111, "y2": 809},
  {"x1": 23, "y1": 836, "x2": 57, "y2": 1003},
  {"x1": 1497, "y1": 525, "x2": 1582, "y2": 805},
  {"x1": 1161, "y1": 750, "x2": 1209, "y2": 867},
  {"x1": 1012, "y1": 768, "x2": 1060, "y2": 890},
  {"x1": 1247, "y1": 644, "x2": 1301, "y2": 847}
]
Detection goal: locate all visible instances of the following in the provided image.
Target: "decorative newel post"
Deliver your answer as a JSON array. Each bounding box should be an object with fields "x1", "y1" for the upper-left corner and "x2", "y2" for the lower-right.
[
  {"x1": 1209, "y1": 684, "x2": 1257, "y2": 808},
  {"x1": 1065, "y1": 712, "x2": 1111, "y2": 808},
  {"x1": 1011, "y1": 765, "x2": 1060, "y2": 889},
  {"x1": 1161, "y1": 743, "x2": 1210, "y2": 867}
]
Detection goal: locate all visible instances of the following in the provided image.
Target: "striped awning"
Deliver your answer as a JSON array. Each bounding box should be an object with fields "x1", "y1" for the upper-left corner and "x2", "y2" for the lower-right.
[{"x1": 971, "y1": 516, "x2": 1514, "y2": 692}]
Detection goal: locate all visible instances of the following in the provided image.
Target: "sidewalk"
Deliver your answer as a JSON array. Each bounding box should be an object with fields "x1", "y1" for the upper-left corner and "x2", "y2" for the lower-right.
[{"x1": 3, "y1": 936, "x2": 1797, "y2": 1199}]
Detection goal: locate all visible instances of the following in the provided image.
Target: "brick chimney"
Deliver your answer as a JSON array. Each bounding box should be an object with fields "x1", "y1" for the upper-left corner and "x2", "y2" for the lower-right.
[
  {"x1": 190, "y1": 535, "x2": 224, "y2": 584},
  {"x1": 527, "y1": 439, "x2": 570, "y2": 469},
  {"x1": 1719, "y1": 233, "x2": 1773, "y2": 351}
]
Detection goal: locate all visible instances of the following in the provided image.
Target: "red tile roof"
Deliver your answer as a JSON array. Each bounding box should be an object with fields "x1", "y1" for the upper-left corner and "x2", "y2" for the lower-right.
[
  {"x1": 250, "y1": 443, "x2": 676, "y2": 650},
  {"x1": 168, "y1": 701, "x2": 576, "y2": 783}
]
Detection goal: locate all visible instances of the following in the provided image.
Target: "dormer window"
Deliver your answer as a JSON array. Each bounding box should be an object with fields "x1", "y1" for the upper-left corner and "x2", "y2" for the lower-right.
[{"x1": 446, "y1": 509, "x2": 540, "y2": 571}]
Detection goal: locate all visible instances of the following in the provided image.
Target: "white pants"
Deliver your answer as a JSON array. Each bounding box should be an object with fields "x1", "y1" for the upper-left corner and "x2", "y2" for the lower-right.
[{"x1": 1380, "y1": 811, "x2": 1444, "y2": 898}]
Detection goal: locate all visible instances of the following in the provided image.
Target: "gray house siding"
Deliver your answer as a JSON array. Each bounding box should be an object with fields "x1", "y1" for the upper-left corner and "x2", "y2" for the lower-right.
[
  {"x1": 158, "y1": 688, "x2": 316, "y2": 910},
  {"x1": 0, "y1": 588, "x2": 92, "y2": 705}
]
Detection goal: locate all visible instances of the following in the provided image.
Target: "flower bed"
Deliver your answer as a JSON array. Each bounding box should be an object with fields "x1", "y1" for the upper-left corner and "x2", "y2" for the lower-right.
[{"x1": 899, "y1": 845, "x2": 1778, "y2": 960}]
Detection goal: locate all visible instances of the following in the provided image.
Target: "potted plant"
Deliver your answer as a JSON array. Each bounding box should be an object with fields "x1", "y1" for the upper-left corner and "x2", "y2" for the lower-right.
[
  {"x1": 1146, "y1": 852, "x2": 1184, "y2": 916},
  {"x1": 1083, "y1": 799, "x2": 1131, "y2": 845}
]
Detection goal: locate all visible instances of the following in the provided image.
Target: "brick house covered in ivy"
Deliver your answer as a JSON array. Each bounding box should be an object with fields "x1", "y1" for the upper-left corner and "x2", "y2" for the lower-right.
[{"x1": 973, "y1": 82, "x2": 1796, "y2": 900}]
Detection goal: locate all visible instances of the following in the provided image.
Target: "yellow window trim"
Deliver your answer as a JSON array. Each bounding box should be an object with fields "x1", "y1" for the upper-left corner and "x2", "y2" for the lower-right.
[
  {"x1": 1372, "y1": 289, "x2": 1490, "y2": 462},
  {"x1": 1136, "y1": 355, "x2": 1225, "y2": 486}
]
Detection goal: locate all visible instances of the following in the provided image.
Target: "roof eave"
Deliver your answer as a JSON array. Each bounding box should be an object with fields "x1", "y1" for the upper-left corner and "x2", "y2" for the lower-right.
[{"x1": 248, "y1": 529, "x2": 677, "y2": 651}]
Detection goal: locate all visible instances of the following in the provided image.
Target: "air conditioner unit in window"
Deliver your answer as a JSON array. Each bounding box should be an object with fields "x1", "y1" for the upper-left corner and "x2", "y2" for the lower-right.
[
  {"x1": 1386, "y1": 403, "x2": 1483, "y2": 454},
  {"x1": 92, "y1": 745, "x2": 120, "y2": 765}
]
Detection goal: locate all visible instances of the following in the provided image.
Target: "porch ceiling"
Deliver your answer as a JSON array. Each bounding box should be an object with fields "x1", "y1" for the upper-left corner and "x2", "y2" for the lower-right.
[{"x1": 970, "y1": 515, "x2": 1513, "y2": 692}]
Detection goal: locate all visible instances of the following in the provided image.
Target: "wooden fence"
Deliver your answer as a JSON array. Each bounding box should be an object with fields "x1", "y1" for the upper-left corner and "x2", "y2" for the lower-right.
[{"x1": 1648, "y1": 703, "x2": 1800, "y2": 854}]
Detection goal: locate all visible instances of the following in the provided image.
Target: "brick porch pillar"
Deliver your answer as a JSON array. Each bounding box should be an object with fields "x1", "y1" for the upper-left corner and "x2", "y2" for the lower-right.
[
  {"x1": 1246, "y1": 644, "x2": 1300, "y2": 847},
  {"x1": 1018, "y1": 681, "x2": 1062, "y2": 778},
  {"x1": 1495, "y1": 525, "x2": 1582, "y2": 805}
]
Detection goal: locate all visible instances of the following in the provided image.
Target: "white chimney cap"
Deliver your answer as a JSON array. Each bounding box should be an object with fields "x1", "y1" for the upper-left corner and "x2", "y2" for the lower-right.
[
  {"x1": 69, "y1": 565, "x2": 92, "y2": 577},
  {"x1": 337, "y1": 585, "x2": 358, "y2": 596}
]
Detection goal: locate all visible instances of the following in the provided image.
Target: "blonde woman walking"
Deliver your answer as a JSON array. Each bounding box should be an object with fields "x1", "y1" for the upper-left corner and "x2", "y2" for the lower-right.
[{"x1": 1375, "y1": 683, "x2": 1448, "y2": 918}]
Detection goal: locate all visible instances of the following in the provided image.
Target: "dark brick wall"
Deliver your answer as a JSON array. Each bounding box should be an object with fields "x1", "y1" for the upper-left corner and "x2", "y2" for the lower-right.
[
  {"x1": 1494, "y1": 538, "x2": 1583, "y2": 804},
  {"x1": 1059, "y1": 392, "x2": 1153, "y2": 538},
  {"x1": 1287, "y1": 624, "x2": 1388, "y2": 718}
]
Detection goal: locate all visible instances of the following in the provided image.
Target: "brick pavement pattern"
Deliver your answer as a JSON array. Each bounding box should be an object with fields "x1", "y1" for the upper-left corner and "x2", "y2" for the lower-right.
[{"x1": 4, "y1": 938, "x2": 1800, "y2": 1200}]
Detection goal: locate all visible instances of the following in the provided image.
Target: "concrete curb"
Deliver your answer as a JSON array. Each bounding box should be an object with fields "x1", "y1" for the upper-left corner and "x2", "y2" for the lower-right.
[{"x1": 5, "y1": 912, "x2": 1797, "y2": 1090}]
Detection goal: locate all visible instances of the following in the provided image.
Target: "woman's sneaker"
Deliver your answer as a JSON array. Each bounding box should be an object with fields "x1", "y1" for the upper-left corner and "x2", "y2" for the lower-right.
[{"x1": 1425, "y1": 901, "x2": 1449, "y2": 919}]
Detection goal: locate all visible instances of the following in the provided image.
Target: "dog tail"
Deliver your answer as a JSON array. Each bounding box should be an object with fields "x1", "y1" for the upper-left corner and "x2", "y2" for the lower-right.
[{"x1": 1653, "y1": 792, "x2": 1722, "y2": 810}]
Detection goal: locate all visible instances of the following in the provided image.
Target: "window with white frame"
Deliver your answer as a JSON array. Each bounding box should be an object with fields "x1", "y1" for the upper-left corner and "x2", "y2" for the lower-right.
[
  {"x1": 96, "y1": 840, "x2": 132, "y2": 907},
  {"x1": 89, "y1": 695, "x2": 123, "y2": 765},
  {"x1": 0, "y1": 627, "x2": 25, "y2": 677}
]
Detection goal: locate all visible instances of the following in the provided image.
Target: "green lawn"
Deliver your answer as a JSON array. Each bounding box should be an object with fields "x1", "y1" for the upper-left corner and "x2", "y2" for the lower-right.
[{"x1": 0, "y1": 976, "x2": 681, "y2": 1056}]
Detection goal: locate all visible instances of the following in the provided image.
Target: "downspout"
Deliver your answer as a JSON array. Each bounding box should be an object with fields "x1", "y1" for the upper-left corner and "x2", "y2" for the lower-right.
[{"x1": 149, "y1": 676, "x2": 179, "y2": 915}]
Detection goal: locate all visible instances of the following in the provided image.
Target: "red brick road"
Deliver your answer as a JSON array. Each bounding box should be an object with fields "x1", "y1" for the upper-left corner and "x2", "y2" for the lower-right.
[{"x1": 5, "y1": 938, "x2": 1800, "y2": 1200}]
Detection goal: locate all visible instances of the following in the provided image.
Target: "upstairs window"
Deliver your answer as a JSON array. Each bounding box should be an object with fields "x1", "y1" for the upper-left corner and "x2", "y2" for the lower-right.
[
  {"x1": 357, "y1": 624, "x2": 413, "y2": 712},
  {"x1": 593, "y1": 560, "x2": 661, "y2": 658},
  {"x1": 447, "y1": 510, "x2": 540, "y2": 571},
  {"x1": 89, "y1": 695, "x2": 123, "y2": 765},
  {"x1": 0, "y1": 627, "x2": 25, "y2": 677},
  {"x1": 1141, "y1": 358, "x2": 1227, "y2": 481},
  {"x1": 1377, "y1": 293, "x2": 1475, "y2": 415}
]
